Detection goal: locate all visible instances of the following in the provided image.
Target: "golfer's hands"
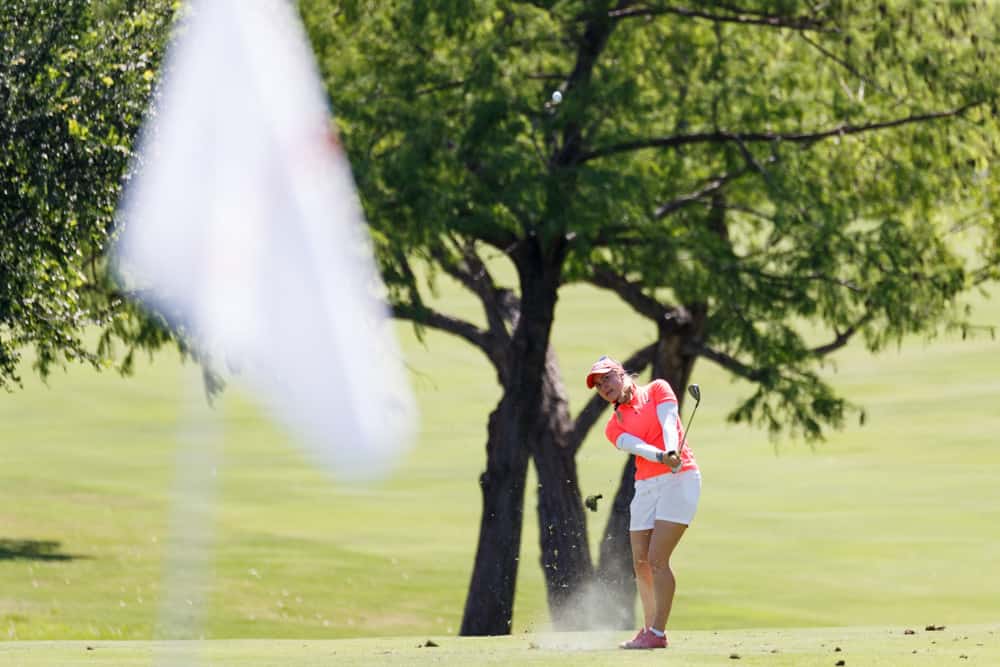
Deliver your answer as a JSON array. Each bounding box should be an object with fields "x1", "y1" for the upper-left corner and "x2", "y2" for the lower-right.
[{"x1": 658, "y1": 450, "x2": 682, "y2": 473}]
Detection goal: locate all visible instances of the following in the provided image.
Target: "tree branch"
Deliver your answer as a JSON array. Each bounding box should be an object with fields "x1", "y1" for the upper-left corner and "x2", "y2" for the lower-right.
[
  {"x1": 392, "y1": 302, "x2": 493, "y2": 352},
  {"x1": 797, "y1": 31, "x2": 897, "y2": 101},
  {"x1": 810, "y1": 316, "x2": 869, "y2": 357},
  {"x1": 694, "y1": 312, "x2": 869, "y2": 381},
  {"x1": 431, "y1": 239, "x2": 516, "y2": 344},
  {"x1": 552, "y1": 1, "x2": 632, "y2": 167},
  {"x1": 589, "y1": 265, "x2": 672, "y2": 321},
  {"x1": 970, "y1": 264, "x2": 1000, "y2": 286},
  {"x1": 449, "y1": 207, "x2": 521, "y2": 254},
  {"x1": 652, "y1": 158, "x2": 775, "y2": 219},
  {"x1": 736, "y1": 264, "x2": 864, "y2": 294},
  {"x1": 577, "y1": 102, "x2": 984, "y2": 164},
  {"x1": 694, "y1": 343, "x2": 765, "y2": 382},
  {"x1": 607, "y1": 3, "x2": 833, "y2": 32}
]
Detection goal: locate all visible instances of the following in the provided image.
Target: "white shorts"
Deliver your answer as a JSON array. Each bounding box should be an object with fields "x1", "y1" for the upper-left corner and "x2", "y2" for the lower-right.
[{"x1": 630, "y1": 470, "x2": 702, "y2": 531}]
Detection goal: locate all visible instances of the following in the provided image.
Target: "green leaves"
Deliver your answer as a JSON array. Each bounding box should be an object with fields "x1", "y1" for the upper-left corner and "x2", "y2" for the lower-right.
[
  {"x1": 0, "y1": 0, "x2": 176, "y2": 388},
  {"x1": 304, "y1": 1, "x2": 999, "y2": 441}
]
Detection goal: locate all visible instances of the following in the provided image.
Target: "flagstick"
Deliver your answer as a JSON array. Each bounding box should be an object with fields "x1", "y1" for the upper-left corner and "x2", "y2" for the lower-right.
[{"x1": 153, "y1": 365, "x2": 222, "y2": 666}]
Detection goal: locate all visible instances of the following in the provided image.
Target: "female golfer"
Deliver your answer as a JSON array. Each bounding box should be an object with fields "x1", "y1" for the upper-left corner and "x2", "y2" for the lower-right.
[{"x1": 585, "y1": 355, "x2": 701, "y2": 650}]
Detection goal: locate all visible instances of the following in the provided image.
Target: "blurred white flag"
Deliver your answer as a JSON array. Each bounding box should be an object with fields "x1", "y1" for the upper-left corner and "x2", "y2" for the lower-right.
[{"x1": 116, "y1": 0, "x2": 415, "y2": 480}]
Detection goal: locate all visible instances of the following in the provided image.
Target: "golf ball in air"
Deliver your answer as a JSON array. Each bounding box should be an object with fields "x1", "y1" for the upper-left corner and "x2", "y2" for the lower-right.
[{"x1": 552, "y1": 90, "x2": 562, "y2": 103}]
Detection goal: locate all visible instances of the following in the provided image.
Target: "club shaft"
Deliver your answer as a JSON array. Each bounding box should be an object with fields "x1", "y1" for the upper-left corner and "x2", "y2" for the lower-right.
[{"x1": 680, "y1": 401, "x2": 700, "y2": 450}]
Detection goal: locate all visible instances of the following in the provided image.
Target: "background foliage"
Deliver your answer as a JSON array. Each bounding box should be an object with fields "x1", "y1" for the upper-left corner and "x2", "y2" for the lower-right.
[
  {"x1": 306, "y1": 0, "x2": 1000, "y2": 437},
  {"x1": 0, "y1": 0, "x2": 177, "y2": 390}
]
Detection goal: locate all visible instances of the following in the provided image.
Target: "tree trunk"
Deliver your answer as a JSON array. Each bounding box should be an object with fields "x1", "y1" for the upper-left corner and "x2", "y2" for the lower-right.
[
  {"x1": 459, "y1": 394, "x2": 533, "y2": 636},
  {"x1": 460, "y1": 241, "x2": 564, "y2": 635},
  {"x1": 530, "y1": 347, "x2": 594, "y2": 629}
]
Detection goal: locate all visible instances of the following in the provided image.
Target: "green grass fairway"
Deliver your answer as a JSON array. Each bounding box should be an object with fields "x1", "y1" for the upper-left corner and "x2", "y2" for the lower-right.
[
  {"x1": 1, "y1": 624, "x2": 998, "y2": 666},
  {"x1": 1, "y1": 272, "x2": 998, "y2": 645}
]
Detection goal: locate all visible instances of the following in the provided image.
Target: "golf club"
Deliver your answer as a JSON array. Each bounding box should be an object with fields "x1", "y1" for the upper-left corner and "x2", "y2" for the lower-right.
[
  {"x1": 663, "y1": 383, "x2": 702, "y2": 473},
  {"x1": 682, "y1": 383, "x2": 702, "y2": 448}
]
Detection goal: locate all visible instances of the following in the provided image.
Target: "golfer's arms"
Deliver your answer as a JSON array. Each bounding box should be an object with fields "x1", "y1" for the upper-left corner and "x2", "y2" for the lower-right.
[
  {"x1": 615, "y1": 433, "x2": 667, "y2": 463},
  {"x1": 613, "y1": 402, "x2": 681, "y2": 464},
  {"x1": 656, "y1": 402, "x2": 680, "y2": 453}
]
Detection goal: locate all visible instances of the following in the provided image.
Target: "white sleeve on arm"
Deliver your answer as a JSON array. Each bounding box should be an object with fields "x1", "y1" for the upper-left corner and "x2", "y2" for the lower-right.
[
  {"x1": 615, "y1": 433, "x2": 664, "y2": 463},
  {"x1": 656, "y1": 401, "x2": 680, "y2": 452}
]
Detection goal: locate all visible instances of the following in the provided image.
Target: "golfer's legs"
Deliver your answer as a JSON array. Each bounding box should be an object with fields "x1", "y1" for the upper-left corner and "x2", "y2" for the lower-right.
[
  {"x1": 629, "y1": 529, "x2": 654, "y2": 627},
  {"x1": 648, "y1": 519, "x2": 687, "y2": 630}
]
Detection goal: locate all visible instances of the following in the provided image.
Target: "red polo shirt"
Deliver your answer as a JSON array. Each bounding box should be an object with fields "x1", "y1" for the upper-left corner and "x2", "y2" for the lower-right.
[{"x1": 604, "y1": 379, "x2": 698, "y2": 480}]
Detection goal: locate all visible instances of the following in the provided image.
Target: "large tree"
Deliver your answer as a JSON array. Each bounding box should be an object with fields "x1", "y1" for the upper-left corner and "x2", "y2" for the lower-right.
[
  {"x1": 0, "y1": 0, "x2": 177, "y2": 389},
  {"x1": 306, "y1": 0, "x2": 1000, "y2": 635}
]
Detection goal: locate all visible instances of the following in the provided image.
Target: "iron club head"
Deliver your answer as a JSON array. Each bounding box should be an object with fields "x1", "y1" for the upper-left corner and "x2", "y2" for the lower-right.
[{"x1": 678, "y1": 384, "x2": 703, "y2": 456}]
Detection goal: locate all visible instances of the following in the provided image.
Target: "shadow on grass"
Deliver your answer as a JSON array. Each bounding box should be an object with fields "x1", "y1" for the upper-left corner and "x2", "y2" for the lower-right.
[{"x1": 0, "y1": 539, "x2": 89, "y2": 561}]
